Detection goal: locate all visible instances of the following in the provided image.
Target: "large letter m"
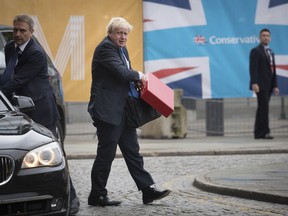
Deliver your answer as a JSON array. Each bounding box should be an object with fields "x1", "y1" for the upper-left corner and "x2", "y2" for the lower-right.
[{"x1": 32, "y1": 16, "x2": 85, "y2": 80}]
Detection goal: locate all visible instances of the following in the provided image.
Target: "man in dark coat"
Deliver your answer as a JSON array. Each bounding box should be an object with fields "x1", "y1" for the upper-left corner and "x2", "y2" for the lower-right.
[
  {"x1": 249, "y1": 28, "x2": 279, "y2": 139},
  {"x1": 1, "y1": 28, "x2": 59, "y2": 134},
  {"x1": 88, "y1": 17, "x2": 170, "y2": 206}
]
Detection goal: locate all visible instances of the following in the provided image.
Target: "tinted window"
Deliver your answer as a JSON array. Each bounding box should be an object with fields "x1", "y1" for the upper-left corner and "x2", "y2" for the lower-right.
[
  {"x1": 0, "y1": 97, "x2": 9, "y2": 112},
  {"x1": 0, "y1": 34, "x2": 5, "y2": 68},
  {"x1": 0, "y1": 31, "x2": 13, "y2": 72},
  {"x1": 2, "y1": 31, "x2": 13, "y2": 42}
]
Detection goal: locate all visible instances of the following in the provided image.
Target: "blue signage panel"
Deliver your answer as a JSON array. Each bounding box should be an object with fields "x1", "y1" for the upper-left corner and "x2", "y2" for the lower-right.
[{"x1": 143, "y1": 0, "x2": 288, "y2": 98}]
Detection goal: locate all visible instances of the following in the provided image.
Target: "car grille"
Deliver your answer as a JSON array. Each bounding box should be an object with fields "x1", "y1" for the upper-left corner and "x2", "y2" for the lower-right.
[
  {"x1": 0, "y1": 199, "x2": 51, "y2": 216},
  {"x1": 0, "y1": 156, "x2": 14, "y2": 186}
]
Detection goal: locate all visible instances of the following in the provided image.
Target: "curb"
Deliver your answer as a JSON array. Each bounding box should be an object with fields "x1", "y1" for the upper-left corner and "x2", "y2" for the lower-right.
[
  {"x1": 66, "y1": 149, "x2": 288, "y2": 160},
  {"x1": 193, "y1": 174, "x2": 288, "y2": 205}
]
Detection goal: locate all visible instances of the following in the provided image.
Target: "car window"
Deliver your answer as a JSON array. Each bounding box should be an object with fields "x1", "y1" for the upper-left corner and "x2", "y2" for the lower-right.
[
  {"x1": 2, "y1": 31, "x2": 13, "y2": 42},
  {"x1": 0, "y1": 48, "x2": 5, "y2": 68},
  {"x1": 0, "y1": 91, "x2": 14, "y2": 111},
  {"x1": 0, "y1": 34, "x2": 5, "y2": 68},
  {"x1": 0, "y1": 31, "x2": 13, "y2": 73},
  {"x1": 0, "y1": 99, "x2": 9, "y2": 112}
]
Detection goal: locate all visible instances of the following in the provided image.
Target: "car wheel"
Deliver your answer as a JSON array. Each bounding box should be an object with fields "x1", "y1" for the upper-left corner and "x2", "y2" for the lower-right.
[{"x1": 55, "y1": 120, "x2": 64, "y2": 146}]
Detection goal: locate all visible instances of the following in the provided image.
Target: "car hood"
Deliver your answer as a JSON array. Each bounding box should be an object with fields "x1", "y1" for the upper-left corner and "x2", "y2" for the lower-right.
[{"x1": 0, "y1": 111, "x2": 55, "y2": 150}]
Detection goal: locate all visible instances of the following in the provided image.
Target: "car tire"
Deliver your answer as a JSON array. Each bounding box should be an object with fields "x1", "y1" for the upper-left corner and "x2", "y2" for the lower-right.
[{"x1": 55, "y1": 120, "x2": 64, "y2": 146}]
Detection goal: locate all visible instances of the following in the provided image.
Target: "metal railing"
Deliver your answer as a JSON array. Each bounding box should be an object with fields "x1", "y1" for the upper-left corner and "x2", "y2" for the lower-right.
[
  {"x1": 65, "y1": 96, "x2": 288, "y2": 139},
  {"x1": 183, "y1": 96, "x2": 288, "y2": 137}
]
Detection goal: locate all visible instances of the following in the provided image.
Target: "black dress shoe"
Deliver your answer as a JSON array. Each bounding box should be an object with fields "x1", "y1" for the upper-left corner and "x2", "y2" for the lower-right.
[
  {"x1": 263, "y1": 134, "x2": 274, "y2": 139},
  {"x1": 142, "y1": 187, "x2": 171, "y2": 204},
  {"x1": 88, "y1": 195, "x2": 121, "y2": 207},
  {"x1": 255, "y1": 134, "x2": 274, "y2": 139}
]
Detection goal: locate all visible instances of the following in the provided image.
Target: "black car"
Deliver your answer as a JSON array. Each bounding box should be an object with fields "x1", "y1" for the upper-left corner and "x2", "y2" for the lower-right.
[
  {"x1": 0, "y1": 90, "x2": 70, "y2": 216},
  {"x1": 0, "y1": 25, "x2": 66, "y2": 145}
]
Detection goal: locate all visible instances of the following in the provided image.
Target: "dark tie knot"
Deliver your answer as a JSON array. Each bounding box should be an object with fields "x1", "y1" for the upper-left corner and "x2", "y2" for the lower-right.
[
  {"x1": 266, "y1": 48, "x2": 272, "y2": 54},
  {"x1": 16, "y1": 47, "x2": 22, "y2": 57},
  {"x1": 120, "y1": 48, "x2": 125, "y2": 56},
  {"x1": 15, "y1": 46, "x2": 20, "y2": 51}
]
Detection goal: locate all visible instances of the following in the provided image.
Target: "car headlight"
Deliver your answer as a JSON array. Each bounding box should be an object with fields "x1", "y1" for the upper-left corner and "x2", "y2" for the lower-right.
[{"x1": 21, "y1": 142, "x2": 64, "y2": 168}]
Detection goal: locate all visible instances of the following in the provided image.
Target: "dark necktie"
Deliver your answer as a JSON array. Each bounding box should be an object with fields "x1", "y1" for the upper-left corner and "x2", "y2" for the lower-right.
[
  {"x1": 121, "y1": 48, "x2": 139, "y2": 98},
  {"x1": 0, "y1": 47, "x2": 20, "y2": 86},
  {"x1": 266, "y1": 48, "x2": 275, "y2": 73},
  {"x1": 266, "y1": 48, "x2": 272, "y2": 63}
]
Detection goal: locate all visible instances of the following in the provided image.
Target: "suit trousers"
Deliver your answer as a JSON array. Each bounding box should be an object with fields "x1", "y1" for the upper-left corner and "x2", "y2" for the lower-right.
[
  {"x1": 254, "y1": 90, "x2": 271, "y2": 138},
  {"x1": 90, "y1": 114, "x2": 154, "y2": 197}
]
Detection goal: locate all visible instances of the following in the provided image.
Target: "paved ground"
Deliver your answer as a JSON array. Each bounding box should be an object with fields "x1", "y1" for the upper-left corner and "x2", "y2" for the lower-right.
[{"x1": 65, "y1": 135, "x2": 288, "y2": 215}]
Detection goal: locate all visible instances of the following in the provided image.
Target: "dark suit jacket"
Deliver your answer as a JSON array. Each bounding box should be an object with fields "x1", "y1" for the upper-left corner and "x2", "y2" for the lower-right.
[
  {"x1": 88, "y1": 36, "x2": 140, "y2": 125},
  {"x1": 249, "y1": 44, "x2": 277, "y2": 92},
  {"x1": 1, "y1": 38, "x2": 59, "y2": 127}
]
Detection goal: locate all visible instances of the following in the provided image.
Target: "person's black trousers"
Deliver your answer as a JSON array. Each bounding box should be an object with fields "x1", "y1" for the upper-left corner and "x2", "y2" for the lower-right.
[
  {"x1": 254, "y1": 90, "x2": 271, "y2": 138},
  {"x1": 90, "y1": 115, "x2": 154, "y2": 197}
]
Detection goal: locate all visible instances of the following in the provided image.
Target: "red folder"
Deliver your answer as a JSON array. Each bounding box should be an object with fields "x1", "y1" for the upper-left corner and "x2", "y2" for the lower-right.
[{"x1": 140, "y1": 73, "x2": 174, "y2": 117}]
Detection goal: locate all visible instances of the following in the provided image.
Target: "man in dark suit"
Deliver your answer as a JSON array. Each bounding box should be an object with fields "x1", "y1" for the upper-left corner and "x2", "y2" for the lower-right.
[
  {"x1": 1, "y1": 18, "x2": 59, "y2": 134},
  {"x1": 0, "y1": 14, "x2": 79, "y2": 215},
  {"x1": 249, "y1": 28, "x2": 279, "y2": 139},
  {"x1": 88, "y1": 17, "x2": 170, "y2": 206}
]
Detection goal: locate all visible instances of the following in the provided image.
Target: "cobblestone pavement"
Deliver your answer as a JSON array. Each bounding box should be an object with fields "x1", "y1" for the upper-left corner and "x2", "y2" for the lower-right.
[{"x1": 68, "y1": 154, "x2": 288, "y2": 216}]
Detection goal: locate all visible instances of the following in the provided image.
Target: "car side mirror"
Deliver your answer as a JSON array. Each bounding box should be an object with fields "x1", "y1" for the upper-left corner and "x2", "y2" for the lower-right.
[{"x1": 12, "y1": 95, "x2": 35, "y2": 112}]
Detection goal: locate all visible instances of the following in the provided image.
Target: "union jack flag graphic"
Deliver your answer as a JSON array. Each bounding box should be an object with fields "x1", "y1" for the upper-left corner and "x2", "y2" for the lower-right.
[
  {"x1": 275, "y1": 55, "x2": 288, "y2": 94},
  {"x1": 145, "y1": 57, "x2": 211, "y2": 98},
  {"x1": 194, "y1": 35, "x2": 207, "y2": 45},
  {"x1": 143, "y1": 0, "x2": 206, "y2": 32},
  {"x1": 143, "y1": 0, "x2": 288, "y2": 98}
]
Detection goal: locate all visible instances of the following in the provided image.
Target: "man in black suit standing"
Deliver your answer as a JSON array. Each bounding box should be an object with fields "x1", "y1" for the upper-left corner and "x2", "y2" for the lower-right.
[
  {"x1": 249, "y1": 28, "x2": 279, "y2": 139},
  {"x1": 0, "y1": 14, "x2": 79, "y2": 215},
  {"x1": 87, "y1": 17, "x2": 170, "y2": 206}
]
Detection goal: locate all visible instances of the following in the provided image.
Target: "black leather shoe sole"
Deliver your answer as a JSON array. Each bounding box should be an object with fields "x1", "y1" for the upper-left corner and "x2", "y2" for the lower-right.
[
  {"x1": 143, "y1": 190, "x2": 171, "y2": 204},
  {"x1": 88, "y1": 198, "x2": 121, "y2": 207},
  {"x1": 88, "y1": 201, "x2": 121, "y2": 206},
  {"x1": 255, "y1": 135, "x2": 274, "y2": 139}
]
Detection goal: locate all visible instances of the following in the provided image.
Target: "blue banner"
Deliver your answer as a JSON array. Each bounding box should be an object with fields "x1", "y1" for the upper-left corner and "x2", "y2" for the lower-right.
[{"x1": 143, "y1": 0, "x2": 288, "y2": 98}]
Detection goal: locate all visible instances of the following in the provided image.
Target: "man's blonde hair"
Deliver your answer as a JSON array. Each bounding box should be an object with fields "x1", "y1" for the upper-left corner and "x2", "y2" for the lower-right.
[{"x1": 106, "y1": 17, "x2": 133, "y2": 34}]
